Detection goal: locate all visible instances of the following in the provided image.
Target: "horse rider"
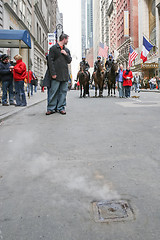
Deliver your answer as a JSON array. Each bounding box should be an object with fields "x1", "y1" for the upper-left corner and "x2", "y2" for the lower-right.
[
  {"x1": 80, "y1": 56, "x2": 90, "y2": 80},
  {"x1": 94, "y1": 56, "x2": 103, "y2": 73},
  {"x1": 79, "y1": 56, "x2": 90, "y2": 96},
  {"x1": 105, "y1": 54, "x2": 114, "y2": 72}
]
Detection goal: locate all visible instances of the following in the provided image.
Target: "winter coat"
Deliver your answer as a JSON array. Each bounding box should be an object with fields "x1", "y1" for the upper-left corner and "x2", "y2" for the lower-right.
[
  {"x1": 26, "y1": 70, "x2": 35, "y2": 84},
  {"x1": 80, "y1": 60, "x2": 90, "y2": 71},
  {"x1": 48, "y1": 43, "x2": 72, "y2": 83},
  {"x1": 13, "y1": 59, "x2": 27, "y2": 81},
  {"x1": 123, "y1": 70, "x2": 133, "y2": 87},
  {"x1": 0, "y1": 61, "x2": 13, "y2": 82},
  {"x1": 94, "y1": 60, "x2": 103, "y2": 72}
]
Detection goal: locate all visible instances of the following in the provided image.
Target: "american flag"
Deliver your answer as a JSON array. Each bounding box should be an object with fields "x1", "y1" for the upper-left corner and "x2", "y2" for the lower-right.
[
  {"x1": 128, "y1": 46, "x2": 138, "y2": 67},
  {"x1": 98, "y1": 42, "x2": 108, "y2": 58}
]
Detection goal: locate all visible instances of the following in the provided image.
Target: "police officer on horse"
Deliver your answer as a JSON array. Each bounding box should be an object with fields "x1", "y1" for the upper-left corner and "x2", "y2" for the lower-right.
[
  {"x1": 94, "y1": 56, "x2": 103, "y2": 73},
  {"x1": 105, "y1": 54, "x2": 114, "y2": 72},
  {"x1": 80, "y1": 56, "x2": 90, "y2": 79}
]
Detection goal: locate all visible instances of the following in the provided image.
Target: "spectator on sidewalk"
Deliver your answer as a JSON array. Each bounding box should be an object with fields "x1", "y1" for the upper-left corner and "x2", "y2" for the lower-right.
[
  {"x1": 0, "y1": 54, "x2": 15, "y2": 106},
  {"x1": 116, "y1": 64, "x2": 124, "y2": 98},
  {"x1": 133, "y1": 73, "x2": 141, "y2": 93},
  {"x1": 10, "y1": 54, "x2": 27, "y2": 107},
  {"x1": 26, "y1": 70, "x2": 36, "y2": 96},
  {"x1": 123, "y1": 66, "x2": 133, "y2": 98},
  {"x1": 40, "y1": 76, "x2": 44, "y2": 92},
  {"x1": 149, "y1": 77, "x2": 156, "y2": 90},
  {"x1": 156, "y1": 76, "x2": 160, "y2": 90}
]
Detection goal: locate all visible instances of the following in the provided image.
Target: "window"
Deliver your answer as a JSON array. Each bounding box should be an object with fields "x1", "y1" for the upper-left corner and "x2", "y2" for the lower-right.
[
  {"x1": 19, "y1": 0, "x2": 26, "y2": 22},
  {"x1": 27, "y1": 8, "x2": 32, "y2": 30},
  {"x1": 10, "y1": 0, "x2": 18, "y2": 13}
]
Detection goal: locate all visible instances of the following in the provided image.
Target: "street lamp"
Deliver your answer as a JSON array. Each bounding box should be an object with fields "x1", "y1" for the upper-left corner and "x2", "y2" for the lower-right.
[{"x1": 56, "y1": 24, "x2": 63, "y2": 42}]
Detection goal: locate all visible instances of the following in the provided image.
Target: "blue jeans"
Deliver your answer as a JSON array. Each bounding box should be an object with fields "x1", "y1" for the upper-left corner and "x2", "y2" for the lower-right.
[
  {"x1": 2, "y1": 81, "x2": 14, "y2": 104},
  {"x1": 47, "y1": 80, "x2": 68, "y2": 111},
  {"x1": 118, "y1": 81, "x2": 124, "y2": 97},
  {"x1": 34, "y1": 85, "x2": 37, "y2": 92},
  {"x1": 27, "y1": 83, "x2": 33, "y2": 95},
  {"x1": 135, "y1": 83, "x2": 140, "y2": 92},
  {"x1": 124, "y1": 86, "x2": 131, "y2": 97},
  {"x1": 14, "y1": 81, "x2": 27, "y2": 106}
]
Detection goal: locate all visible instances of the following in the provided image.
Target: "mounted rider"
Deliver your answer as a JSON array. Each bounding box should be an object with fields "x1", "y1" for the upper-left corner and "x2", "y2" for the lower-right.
[
  {"x1": 80, "y1": 56, "x2": 90, "y2": 80},
  {"x1": 94, "y1": 56, "x2": 103, "y2": 73},
  {"x1": 105, "y1": 54, "x2": 114, "y2": 72}
]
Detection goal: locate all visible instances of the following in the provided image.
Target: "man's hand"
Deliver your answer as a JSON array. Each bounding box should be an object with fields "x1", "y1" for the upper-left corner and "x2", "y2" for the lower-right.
[
  {"x1": 61, "y1": 50, "x2": 67, "y2": 56},
  {"x1": 52, "y1": 75, "x2": 57, "y2": 79}
]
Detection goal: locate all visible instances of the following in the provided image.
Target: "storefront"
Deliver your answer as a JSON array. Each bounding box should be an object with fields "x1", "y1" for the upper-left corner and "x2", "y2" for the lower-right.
[{"x1": 141, "y1": 62, "x2": 159, "y2": 79}]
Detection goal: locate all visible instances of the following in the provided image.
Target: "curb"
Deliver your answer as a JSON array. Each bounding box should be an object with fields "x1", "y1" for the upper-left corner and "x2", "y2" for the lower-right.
[{"x1": 0, "y1": 97, "x2": 47, "y2": 122}]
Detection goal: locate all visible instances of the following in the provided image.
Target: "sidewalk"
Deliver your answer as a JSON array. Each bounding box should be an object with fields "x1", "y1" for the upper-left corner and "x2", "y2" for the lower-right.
[
  {"x1": 0, "y1": 90, "x2": 47, "y2": 121},
  {"x1": 140, "y1": 88, "x2": 160, "y2": 93}
]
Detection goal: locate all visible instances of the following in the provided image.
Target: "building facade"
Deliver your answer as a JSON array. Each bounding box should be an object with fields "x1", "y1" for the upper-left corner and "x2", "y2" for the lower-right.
[
  {"x1": 93, "y1": 0, "x2": 101, "y2": 62},
  {"x1": 1, "y1": 0, "x2": 60, "y2": 80},
  {"x1": 101, "y1": 0, "x2": 109, "y2": 48},
  {"x1": 134, "y1": 0, "x2": 160, "y2": 79}
]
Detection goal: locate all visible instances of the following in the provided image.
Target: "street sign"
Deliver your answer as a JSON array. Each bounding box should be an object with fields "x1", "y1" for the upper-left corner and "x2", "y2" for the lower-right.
[{"x1": 48, "y1": 32, "x2": 56, "y2": 53}]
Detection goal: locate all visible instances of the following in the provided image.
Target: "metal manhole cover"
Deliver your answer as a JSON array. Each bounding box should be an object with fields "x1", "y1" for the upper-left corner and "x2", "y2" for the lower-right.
[{"x1": 92, "y1": 200, "x2": 135, "y2": 223}]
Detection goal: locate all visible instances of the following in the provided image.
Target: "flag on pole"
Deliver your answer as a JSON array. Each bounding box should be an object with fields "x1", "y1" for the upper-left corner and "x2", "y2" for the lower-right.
[
  {"x1": 98, "y1": 42, "x2": 108, "y2": 58},
  {"x1": 140, "y1": 36, "x2": 153, "y2": 63},
  {"x1": 128, "y1": 46, "x2": 138, "y2": 67}
]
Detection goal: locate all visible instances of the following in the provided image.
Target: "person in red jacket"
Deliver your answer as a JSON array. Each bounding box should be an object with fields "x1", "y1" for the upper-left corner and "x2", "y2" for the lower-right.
[
  {"x1": 26, "y1": 70, "x2": 35, "y2": 96},
  {"x1": 123, "y1": 66, "x2": 133, "y2": 98},
  {"x1": 11, "y1": 54, "x2": 27, "y2": 106}
]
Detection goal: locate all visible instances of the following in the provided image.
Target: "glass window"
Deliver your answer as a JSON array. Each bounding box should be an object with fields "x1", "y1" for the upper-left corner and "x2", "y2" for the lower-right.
[
  {"x1": 27, "y1": 8, "x2": 32, "y2": 30},
  {"x1": 19, "y1": 0, "x2": 26, "y2": 22}
]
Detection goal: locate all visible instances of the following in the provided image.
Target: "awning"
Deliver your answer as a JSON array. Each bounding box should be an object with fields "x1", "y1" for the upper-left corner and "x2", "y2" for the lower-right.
[{"x1": 0, "y1": 29, "x2": 31, "y2": 49}]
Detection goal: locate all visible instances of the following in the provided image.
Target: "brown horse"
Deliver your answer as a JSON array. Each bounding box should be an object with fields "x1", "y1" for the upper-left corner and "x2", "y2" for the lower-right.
[
  {"x1": 105, "y1": 61, "x2": 118, "y2": 96},
  {"x1": 77, "y1": 65, "x2": 90, "y2": 98},
  {"x1": 92, "y1": 62, "x2": 105, "y2": 97}
]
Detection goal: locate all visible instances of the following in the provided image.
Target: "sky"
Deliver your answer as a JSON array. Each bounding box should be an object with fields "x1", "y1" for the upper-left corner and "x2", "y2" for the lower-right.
[{"x1": 58, "y1": 0, "x2": 81, "y2": 80}]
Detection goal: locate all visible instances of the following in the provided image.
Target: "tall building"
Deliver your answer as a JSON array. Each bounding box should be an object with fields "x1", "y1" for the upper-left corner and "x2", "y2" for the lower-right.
[
  {"x1": 93, "y1": 0, "x2": 101, "y2": 62},
  {"x1": 134, "y1": 0, "x2": 160, "y2": 79},
  {"x1": 101, "y1": 0, "x2": 109, "y2": 47},
  {"x1": 1, "y1": 0, "x2": 59, "y2": 79},
  {"x1": 86, "y1": 0, "x2": 93, "y2": 49},
  {"x1": 107, "y1": 0, "x2": 117, "y2": 54},
  {"x1": 81, "y1": 0, "x2": 93, "y2": 56},
  {"x1": 81, "y1": 0, "x2": 86, "y2": 57},
  {"x1": 107, "y1": 0, "x2": 139, "y2": 67}
]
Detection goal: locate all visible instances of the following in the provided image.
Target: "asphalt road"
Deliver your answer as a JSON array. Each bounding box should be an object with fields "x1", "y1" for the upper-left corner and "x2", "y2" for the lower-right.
[{"x1": 0, "y1": 89, "x2": 160, "y2": 240}]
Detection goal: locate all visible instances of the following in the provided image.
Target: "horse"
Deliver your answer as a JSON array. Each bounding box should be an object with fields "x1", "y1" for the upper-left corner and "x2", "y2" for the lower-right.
[
  {"x1": 105, "y1": 61, "x2": 118, "y2": 96},
  {"x1": 77, "y1": 65, "x2": 90, "y2": 98},
  {"x1": 92, "y1": 62, "x2": 105, "y2": 97}
]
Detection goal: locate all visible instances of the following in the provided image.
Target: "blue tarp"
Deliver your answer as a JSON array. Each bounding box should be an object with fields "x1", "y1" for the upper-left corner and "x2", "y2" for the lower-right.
[{"x1": 0, "y1": 29, "x2": 31, "y2": 48}]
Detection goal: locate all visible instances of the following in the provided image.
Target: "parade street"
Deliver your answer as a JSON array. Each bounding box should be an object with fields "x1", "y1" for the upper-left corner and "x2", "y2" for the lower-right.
[{"x1": 0, "y1": 90, "x2": 160, "y2": 240}]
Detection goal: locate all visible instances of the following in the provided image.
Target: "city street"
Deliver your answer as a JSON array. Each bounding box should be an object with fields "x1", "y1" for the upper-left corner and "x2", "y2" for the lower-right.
[{"x1": 0, "y1": 89, "x2": 160, "y2": 240}]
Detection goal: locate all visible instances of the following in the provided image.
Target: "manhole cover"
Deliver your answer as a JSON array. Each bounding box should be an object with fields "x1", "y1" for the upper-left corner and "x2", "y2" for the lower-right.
[{"x1": 92, "y1": 200, "x2": 135, "y2": 223}]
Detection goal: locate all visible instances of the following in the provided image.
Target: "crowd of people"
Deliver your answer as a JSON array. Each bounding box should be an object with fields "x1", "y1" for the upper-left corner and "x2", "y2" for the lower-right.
[
  {"x1": 0, "y1": 53, "x2": 39, "y2": 106},
  {"x1": 76, "y1": 55, "x2": 160, "y2": 98}
]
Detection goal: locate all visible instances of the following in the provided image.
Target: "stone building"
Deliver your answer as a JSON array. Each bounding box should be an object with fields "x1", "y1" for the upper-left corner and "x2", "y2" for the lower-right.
[
  {"x1": 1, "y1": 0, "x2": 59, "y2": 79},
  {"x1": 134, "y1": 0, "x2": 160, "y2": 79},
  {"x1": 93, "y1": 0, "x2": 101, "y2": 62}
]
